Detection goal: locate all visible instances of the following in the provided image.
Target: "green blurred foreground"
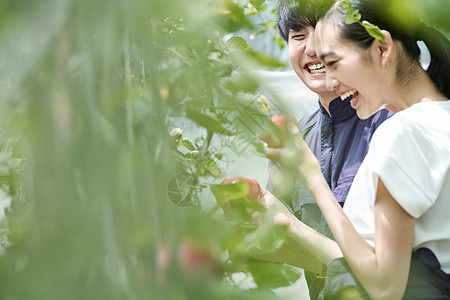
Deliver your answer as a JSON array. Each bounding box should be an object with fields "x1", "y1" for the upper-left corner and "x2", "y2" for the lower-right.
[
  {"x1": 0, "y1": 0, "x2": 295, "y2": 299},
  {"x1": 0, "y1": 0, "x2": 448, "y2": 299}
]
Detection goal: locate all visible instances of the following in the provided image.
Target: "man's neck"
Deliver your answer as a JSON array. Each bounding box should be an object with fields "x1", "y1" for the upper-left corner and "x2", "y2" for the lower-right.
[{"x1": 318, "y1": 92, "x2": 339, "y2": 116}]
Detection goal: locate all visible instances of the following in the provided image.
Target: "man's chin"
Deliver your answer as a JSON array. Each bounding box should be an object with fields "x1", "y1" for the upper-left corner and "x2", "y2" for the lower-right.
[{"x1": 305, "y1": 83, "x2": 329, "y2": 95}]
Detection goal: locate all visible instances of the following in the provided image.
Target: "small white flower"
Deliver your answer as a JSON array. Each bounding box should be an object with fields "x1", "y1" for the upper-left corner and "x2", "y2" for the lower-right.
[{"x1": 170, "y1": 128, "x2": 183, "y2": 136}]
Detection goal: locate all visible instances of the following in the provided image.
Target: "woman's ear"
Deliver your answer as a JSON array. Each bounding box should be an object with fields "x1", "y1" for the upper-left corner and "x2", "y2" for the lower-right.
[{"x1": 379, "y1": 30, "x2": 394, "y2": 68}]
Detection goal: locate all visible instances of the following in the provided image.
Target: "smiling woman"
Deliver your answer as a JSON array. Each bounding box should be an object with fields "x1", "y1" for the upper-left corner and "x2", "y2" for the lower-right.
[
  {"x1": 305, "y1": 0, "x2": 450, "y2": 298},
  {"x1": 316, "y1": 0, "x2": 450, "y2": 118}
]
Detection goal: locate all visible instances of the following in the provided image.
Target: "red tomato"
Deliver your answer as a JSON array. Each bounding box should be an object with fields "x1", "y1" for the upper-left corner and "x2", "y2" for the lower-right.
[
  {"x1": 270, "y1": 114, "x2": 298, "y2": 130},
  {"x1": 178, "y1": 240, "x2": 219, "y2": 275},
  {"x1": 260, "y1": 115, "x2": 299, "y2": 147},
  {"x1": 220, "y1": 177, "x2": 261, "y2": 201},
  {"x1": 157, "y1": 241, "x2": 220, "y2": 276}
]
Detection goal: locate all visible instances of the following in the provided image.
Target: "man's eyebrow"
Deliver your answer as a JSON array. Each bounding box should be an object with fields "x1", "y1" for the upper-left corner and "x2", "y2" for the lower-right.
[
  {"x1": 289, "y1": 29, "x2": 305, "y2": 34},
  {"x1": 319, "y1": 51, "x2": 335, "y2": 61}
]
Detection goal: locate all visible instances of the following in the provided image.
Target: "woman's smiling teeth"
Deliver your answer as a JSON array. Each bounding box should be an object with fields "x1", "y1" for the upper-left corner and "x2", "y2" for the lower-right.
[
  {"x1": 340, "y1": 89, "x2": 357, "y2": 101},
  {"x1": 306, "y1": 63, "x2": 326, "y2": 74}
]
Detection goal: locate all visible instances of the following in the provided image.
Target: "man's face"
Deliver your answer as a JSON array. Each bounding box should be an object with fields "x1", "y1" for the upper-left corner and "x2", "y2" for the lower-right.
[{"x1": 288, "y1": 26, "x2": 335, "y2": 97}]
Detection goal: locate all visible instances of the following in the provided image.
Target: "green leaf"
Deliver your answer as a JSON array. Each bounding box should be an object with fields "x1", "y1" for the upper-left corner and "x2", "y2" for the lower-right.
[
  {"x1": 254, "y1": 28, "x2": 268, "y2": 36},
  {"x1": 257, "y1": 6, "x2": 267, "y2": 13},
  {"x1": 210, "y1": 182, "x2": 266, "y2": 211},
  {"x1": 259, "y1": 21, "x2": 276, "y2": 27},
  {"x1": 248, "y1": 260, "x2": 302, "y2": 289},
  {"x1": 223, "y1": 74, "x2": 259, "y2": 94},
  {"x1": 248, "y1": 50, "x2": 286, "y2": 68},
  {"x1": 250, "y1": 0, "x2": 265, "y2": 10},
  {"x1": 342, "y1": 2, "x2": 351, "y2": 9},
  {"x1": 341, "y1": 0, "x2": 360, "y2": 24},
  {"x1": 242, "y1": 223, "x2": 288, "y2": 255},
  {"x1": 223, "y1": 0, "x2": 254, "y2": 30},
  {"x1": 226, "y1": 39, "x2": 285, "y2": 68},
  {"x1": 361, "y1": 20, "x2": 385, "y2": 42},
  {"x1": 242, "y1": 196, "x2": 266, "y2": 212},
  {"x1": 201, "y1": 157, "x2": 221, "y2": 176},
  {"x1": 185, "y1": 109, "x2": 233, "y2": 135},
  {"x1": 212, "y1": 14, "x2": 245, "y2": 33},
  {"x1": 224, "y1": 135, "x2": 266, "y2": 157},
  {"x1": 345, "y1": 9, "x2": 361, "y2": 24},
  {"x1": 210, "y1": 181, "x2": 249, "y2": 201},
  {"x1": 227, "y1": 36, "x2": 251, "y2": 50},
  {"x1": 273, "y1": 37, "x2": 286, "y2": 49},
  {"x1": 181, "y1": 138, "x2": 196, "y2": 151},
  {"x1": 184, "y1": 151, "x2": 199, "y2": 159}
]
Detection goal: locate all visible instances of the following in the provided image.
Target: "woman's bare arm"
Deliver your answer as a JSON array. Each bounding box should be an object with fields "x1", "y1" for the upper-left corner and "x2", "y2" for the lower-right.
[
  {"x1": 307, "y1": 173, "x2": 415, "y2": 299},
  {"x1": 265, "y1": 126, "x2": 415, "y2": 299},
  {"x1": 250, "y1": 189, "x2": 343, "y2": 274}
]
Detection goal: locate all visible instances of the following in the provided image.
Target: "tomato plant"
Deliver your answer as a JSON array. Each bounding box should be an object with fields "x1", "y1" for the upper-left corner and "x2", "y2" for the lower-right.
[
  {"x1": 0, "y1": 0, "x2": 294, "y2": 299},
  {"x1": 0, "y1": 0, "x2": 447, "y2": 299}
]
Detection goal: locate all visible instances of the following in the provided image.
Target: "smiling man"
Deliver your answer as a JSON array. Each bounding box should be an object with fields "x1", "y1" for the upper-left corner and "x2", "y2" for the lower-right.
[{"x1": 265, "y1": 0, "x2": 391, "y2": 298}]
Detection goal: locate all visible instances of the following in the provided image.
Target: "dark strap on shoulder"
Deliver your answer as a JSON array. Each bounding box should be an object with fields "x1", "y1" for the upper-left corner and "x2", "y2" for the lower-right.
[
  {"x1": 403, "y1": 247, "x2": 450, "y2": 300},
  {"x1": 320, "y1": 248, "x2": 450, "y2": 300},
  {"x1": 320, "y1": 257, "x2": 370, "y2": 300}
]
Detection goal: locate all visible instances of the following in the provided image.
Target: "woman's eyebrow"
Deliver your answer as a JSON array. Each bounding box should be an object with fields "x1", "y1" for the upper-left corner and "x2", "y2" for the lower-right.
[{"x1": 319, "y1": 51, "x2": 335, "y2": 61}]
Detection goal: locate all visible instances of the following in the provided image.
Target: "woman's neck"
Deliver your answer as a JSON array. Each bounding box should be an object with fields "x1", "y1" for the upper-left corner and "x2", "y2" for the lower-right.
[{"x1": 384, "y1": 70, "x2": 447, "y2": 114}]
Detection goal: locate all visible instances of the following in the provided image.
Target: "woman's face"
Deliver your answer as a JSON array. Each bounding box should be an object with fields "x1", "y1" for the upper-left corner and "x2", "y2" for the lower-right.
[{"x1": 315, "y1": 21, "x2": 387, "y2": 119}]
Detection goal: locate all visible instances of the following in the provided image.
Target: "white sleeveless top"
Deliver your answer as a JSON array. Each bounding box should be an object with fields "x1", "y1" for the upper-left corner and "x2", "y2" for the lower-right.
[{"x1": 343, "y1": 101, "x2": 450, "y2": 273}]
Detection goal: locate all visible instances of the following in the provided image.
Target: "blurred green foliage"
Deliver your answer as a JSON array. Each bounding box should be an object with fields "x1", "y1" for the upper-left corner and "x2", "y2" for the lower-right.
[
  {"x1": 0, "y1": 0, "x2": 293, "y2": 299},
  {"x1": 0, "y1": 0, "x2": 448, "y2": 299}
]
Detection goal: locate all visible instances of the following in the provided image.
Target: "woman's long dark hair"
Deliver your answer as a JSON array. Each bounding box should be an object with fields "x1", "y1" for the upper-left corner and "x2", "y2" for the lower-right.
[{"x1": 323, "y1": 0, "x2": 450, "y2": 99}]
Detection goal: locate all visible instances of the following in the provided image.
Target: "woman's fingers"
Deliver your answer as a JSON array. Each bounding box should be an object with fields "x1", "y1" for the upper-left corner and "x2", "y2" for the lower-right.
[
  {"x1": 258, "y1": 114, "x2": 300, "y2": 148},
  {"x1": 257, "y1": 132, "x2": 283, "y2": 148},
  {"x1": 264, "y1": 144, "x2": 291, "y2": 162}
]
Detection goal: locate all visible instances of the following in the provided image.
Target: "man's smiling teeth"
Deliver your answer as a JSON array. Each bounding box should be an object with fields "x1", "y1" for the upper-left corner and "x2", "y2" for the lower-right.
[
  {"x1": 340, "y1": 89, "x2": 357, "y2": 101},
  {"x1": 307, "y1": 63, "x2": 326, "y2": 74}
]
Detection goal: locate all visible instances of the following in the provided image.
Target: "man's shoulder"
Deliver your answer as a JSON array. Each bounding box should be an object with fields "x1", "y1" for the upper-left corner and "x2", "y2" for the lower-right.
[
  {"x1": 298, "y1": 109, "x2": 321, "y2": 135},
  {"x1": 351, "y1": 108, "x2": 392, "y2": 134},
  {"x1": 363, "y1": 108, "x2": 392, "y2": 126}
]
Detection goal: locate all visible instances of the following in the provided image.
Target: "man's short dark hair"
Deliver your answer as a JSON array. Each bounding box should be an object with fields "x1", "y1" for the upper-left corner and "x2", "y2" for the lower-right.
[{"x1": 276, "y1": 0, "x2": 335, "y2": 42}]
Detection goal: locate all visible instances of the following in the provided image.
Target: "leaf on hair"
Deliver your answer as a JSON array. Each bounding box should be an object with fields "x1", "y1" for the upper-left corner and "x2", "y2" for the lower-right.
[{"x1": 361, "y1": 20, "x2": 385, "y2": 43}]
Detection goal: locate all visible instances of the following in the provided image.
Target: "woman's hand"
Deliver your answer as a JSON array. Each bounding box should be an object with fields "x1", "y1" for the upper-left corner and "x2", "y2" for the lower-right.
[
  {"x1": 218, "y1": 177, "x2": 342, "y2": 273},
  {"x1": 219, "y1": 176, "x2": 293, "y2": 228},
  {"x1": 260, "y1": 115, "x2": 322, "y2": 189}
]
